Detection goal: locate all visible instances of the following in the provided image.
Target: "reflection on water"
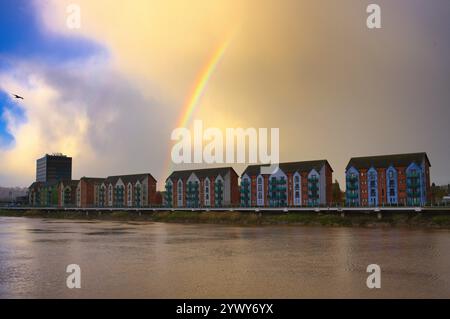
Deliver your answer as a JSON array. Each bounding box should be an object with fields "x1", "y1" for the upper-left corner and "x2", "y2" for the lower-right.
[{"x1": 0, "y1": 217, "x2": 449, "y2": 298}]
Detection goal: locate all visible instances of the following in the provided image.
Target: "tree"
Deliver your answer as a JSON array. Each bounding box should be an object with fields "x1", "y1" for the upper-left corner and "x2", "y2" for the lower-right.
[
  {"x1": 431, "y1": 183, "x2": 448, "y2": 204},
  {"x1": 332, "y1": 180, "x2": 343, "y2": 204}
]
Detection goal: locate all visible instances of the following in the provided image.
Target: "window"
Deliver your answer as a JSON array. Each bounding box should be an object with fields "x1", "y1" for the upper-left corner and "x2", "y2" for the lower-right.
[
  {"x1": 177, "y1": 180, "x2": 183, "y2": 206},
  {"x1": 205, "y1": 179, "x2": 209, "y2": 205},
  {"x1": 108, "y1": 185, "x2": 113, "y2": 205},
  {"x1": 293, "y1": 174, "x2": 301, "y2": 206},
  {"x1": 257, "y1": 176, "x2": 264, "y2": 206},
  {"x1": 241, "y1": 177, "x2": 251, "y2": 207},
  {"x1": 204, "y1": 179, "x2": 210, "y2": 206}
]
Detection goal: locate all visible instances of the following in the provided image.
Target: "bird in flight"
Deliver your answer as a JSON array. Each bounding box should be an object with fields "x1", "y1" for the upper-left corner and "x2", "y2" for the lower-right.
[{"x1": 12, "y1": 94, "x2": 24, "y2": 100}]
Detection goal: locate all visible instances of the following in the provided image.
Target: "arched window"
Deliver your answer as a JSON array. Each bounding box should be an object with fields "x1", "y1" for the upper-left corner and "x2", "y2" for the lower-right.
[
  {"x1": 108, "y1": 185, "x2": 113, "y2": 206},
  {"x1": 293, "y1": 173, "x2": 301, "y2": 206},
  {"x1": 165, "y1": 180, "x2": 173, "y2": 207},
  {"x1": 308, "y1": 170, "x2": 320, "y2": 206},
  {"x1": 386, "y1": 166, "x2": 398, "y2": 204},
  {"x1": 241, "y1": 176, "x2": 251, "y2": 207},
  {"x1": 99, "y1": 185, "x2": 105, "y2": 207},
  {"x1": 346, "y1": 167, "x2": 360, "y2": 206},
  {"x1": 215, "y1": 177, "x2": 224, "y2": 207},
  {"x1": 135, "y1": 183, "x2": 141, "y2": 207},
  {"x1": 367, "y1": 168, "x2": 378, "y2": 206},
  {"x1": 406, "y1": 162, "x2": 423, "y2": 206},
  {"x1": 76, "y1": 186, "x2": 81, "y2": 207},
  {"x1": 177, "y1": 180, "x2": 183, "y2": 207},
  {"x1": 64, "y1": 187, "x2": 71, "y2": 206},
  {"x1": 127, "y1": 184, "x2": 133, "y2": 206},
  {"x1": 257, "y1": 176, "x2": 264, "y2": 206},
  {"x1": 204, "y1": 179, "x2": 210, "y2": 206},
  {"x1": 115, "y1": 185, "x2": 124, "y2": 207}
]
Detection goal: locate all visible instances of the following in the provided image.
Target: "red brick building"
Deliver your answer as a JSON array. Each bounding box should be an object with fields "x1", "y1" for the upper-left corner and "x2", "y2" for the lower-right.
[
  {"x1": 241, "y1": 160, "x2": 333, "y2": 207},
  {"x1": 58, "y1": 180, "x2": 80, "y2": 207},
  {"x1": 165, "y1": 167, "x2": 240, "y2": 208},
  {"x1": 345, "y1": 152, "x2": 431, "y2": 206},
  {"x1": 76, "y1": 177, "x2": 105, "y2": 208},
  {"x1": 99, "y1": 174, "x2": 158, "y2": 208},
  {"x1": 55, "y1": 174, "x2": 157, "y2": 208}
]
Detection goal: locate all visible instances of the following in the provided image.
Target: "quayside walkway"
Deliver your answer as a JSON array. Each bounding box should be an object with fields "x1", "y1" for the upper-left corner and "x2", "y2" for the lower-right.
[{"x1": 2, "y1": 206, "x2": 450, "y2": 214}]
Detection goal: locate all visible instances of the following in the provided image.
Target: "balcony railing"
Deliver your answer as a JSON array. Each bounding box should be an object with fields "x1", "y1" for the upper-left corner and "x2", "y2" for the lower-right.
[
  {"x1": 347, "y1": 176, "x2": 358, "y2": 183},
  {"x1": 347, "y1": 192, "x2": 359, "y2": 199}
]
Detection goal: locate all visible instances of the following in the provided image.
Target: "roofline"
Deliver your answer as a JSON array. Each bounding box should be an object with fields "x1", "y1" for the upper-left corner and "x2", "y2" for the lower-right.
[
  {"x1": 241, "y1": 160, "x2": 333, "y2": 176},
  {"x1": 105, "y1": 173, "x2": 157, "y2": 182},
  {"x1": 166, "y1": 167, "x2": 237, "y2": 181},
  {"x1": 345, "y1": 152, "x2": 431, "y2": 170}
]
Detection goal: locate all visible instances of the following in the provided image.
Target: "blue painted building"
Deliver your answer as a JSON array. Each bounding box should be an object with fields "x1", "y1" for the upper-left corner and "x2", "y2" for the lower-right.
[{"x1": 345, "y1": 153, "x2": 431, "y2": 206}]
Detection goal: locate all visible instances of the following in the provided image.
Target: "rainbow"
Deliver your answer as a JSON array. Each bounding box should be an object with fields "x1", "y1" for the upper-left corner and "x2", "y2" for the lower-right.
[
  {"x1": 163, "y1": 30, "x2": 235, "y2": 181},
  {"x1": 176, "y1": 33, "x2": 234, "y2": 128}
]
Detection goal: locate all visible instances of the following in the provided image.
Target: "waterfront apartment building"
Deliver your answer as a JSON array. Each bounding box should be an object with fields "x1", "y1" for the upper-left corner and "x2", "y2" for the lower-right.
[
  {"x1": 30, "y1": 173, "x2": 158, "y2": 208},
  {"x1": 36, "y1": 154, "x2": 72, "y2": 183},
  {"x1": 58, "y1": 180, "x2": 80, "y2": 207},
  {"x1": 95, "y1": 174, "x2": 157, "y2": 208},
  {"x1": 345, "y1": 152, "x2": 431, "y2": 207},
  {"x1": 240, "y1": 160, "x2": 333, "y2": 207},
  {"x1": 165, "y1": 167, "x2": 240, "y2": 208},
  {"x1": 76, "y1": 177, "x2": 105, "y2": 208},
  {"x1": 28, "y1": 181, "x2": 59, "y2": 206}
]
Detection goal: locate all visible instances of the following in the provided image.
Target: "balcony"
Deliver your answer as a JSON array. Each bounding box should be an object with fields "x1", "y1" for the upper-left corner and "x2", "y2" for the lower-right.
[
  {"x1": 347, "y1": 176, "x2": 358, "y2": 183},
  {"x1": 407, "y1": 190, "x2": 421, "y2": 198},
  {"x1": 347, "y1": 192, "x2": 359, "y2": 199},
  {"x1": 407, "y1": 180, "x2": 420, "y2": 188},
  {"x1": 407, "y1": 171, "x2": 420, "y2": 178}
]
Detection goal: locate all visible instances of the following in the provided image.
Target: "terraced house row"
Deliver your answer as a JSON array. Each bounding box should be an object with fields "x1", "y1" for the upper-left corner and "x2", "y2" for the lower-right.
[
  {"x1": 29, "y1": 152, "x2": 432, "y2": 208},
  {"x1": 29, "y1": 174, "x2": 158, "y2": 208},
  {"x1": 164, "y1": 167, "x2": 240, "y2": 208},
  {"x1": 162, "y1": 160, "x2": 333, "y2": 208},
  {"x1": 345, "y1": 152, "x2": 431, "y2": 207},
  {"x1": 240, "y1": 161, "x2": 333, "y2": 207}
]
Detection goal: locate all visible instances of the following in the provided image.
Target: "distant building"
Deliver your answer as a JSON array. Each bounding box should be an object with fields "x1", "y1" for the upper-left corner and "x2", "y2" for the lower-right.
[
  {"x1": 36, "y1": 154, "x2": 72, "y2": 183},
  {"x1": 241, "y1": 160, "x2": 333, "y2": 207},
  {"x1": 58, "y1": 180, "x2": 80, "y2": 207},
  {"x1": 76, "y1": 177, "x2": 105, "y2": 208},
  {"x1": 0, "y1": 187, "x2": 28, "y2": 201},
  {"x1": 95, "y1": 174, "x2": 157, "y2": 208},
  {"x1": 30, "y1": 172, "x2": 158, "y2": 208},
  {"x1": 165, "y1": 167, "x2": 240, "y2": 208},
  {"x1": 345, "y1": 152, "x2": 431, "y2": 207},
  {"x1": 29, "y1": 181, "x2": 59, "y2": 206}
]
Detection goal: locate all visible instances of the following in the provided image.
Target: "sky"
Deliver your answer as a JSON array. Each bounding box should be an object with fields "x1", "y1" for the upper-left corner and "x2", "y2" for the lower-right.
[{"x1": 0, "y1": 0, "x2": 449, "y2": 189}]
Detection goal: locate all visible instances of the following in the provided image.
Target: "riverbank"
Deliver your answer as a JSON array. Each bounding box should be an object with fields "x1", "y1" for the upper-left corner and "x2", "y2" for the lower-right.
[{"x1": 1, "y1": 209, "x2": 450, "y2": 228}]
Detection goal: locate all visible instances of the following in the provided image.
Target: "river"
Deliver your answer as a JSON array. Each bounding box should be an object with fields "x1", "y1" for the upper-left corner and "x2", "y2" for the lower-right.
[{"x1": 0, "y1": 217, "x2": 449, "y2": 298}]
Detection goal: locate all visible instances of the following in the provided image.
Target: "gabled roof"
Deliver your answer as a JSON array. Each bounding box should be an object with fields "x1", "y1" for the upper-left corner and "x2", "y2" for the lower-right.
[
  {"x1": 29, "y1": 181, "x2": 44, "y2": 189},
  {"x1": 346, "y1": 152, "x2": 430, "y2": 171},
  {"x1": 242, "y1": 160, "x2": 332, "y2": 176},
  {"x1": 104, "y1": 173, "x2": 156, "y2": 185},
  {"x1": 167, "y1": 167, "x2": 237, "y2": 181},
  {"x1": 28, "y1": 180, "x2": 59, "y2": 189},
  {"x1": 80, "y1": 177, "x2": 105, "y2": 184},
  {"x1": 59, "y1": 180, "x2": 80, "y2": 187}
]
